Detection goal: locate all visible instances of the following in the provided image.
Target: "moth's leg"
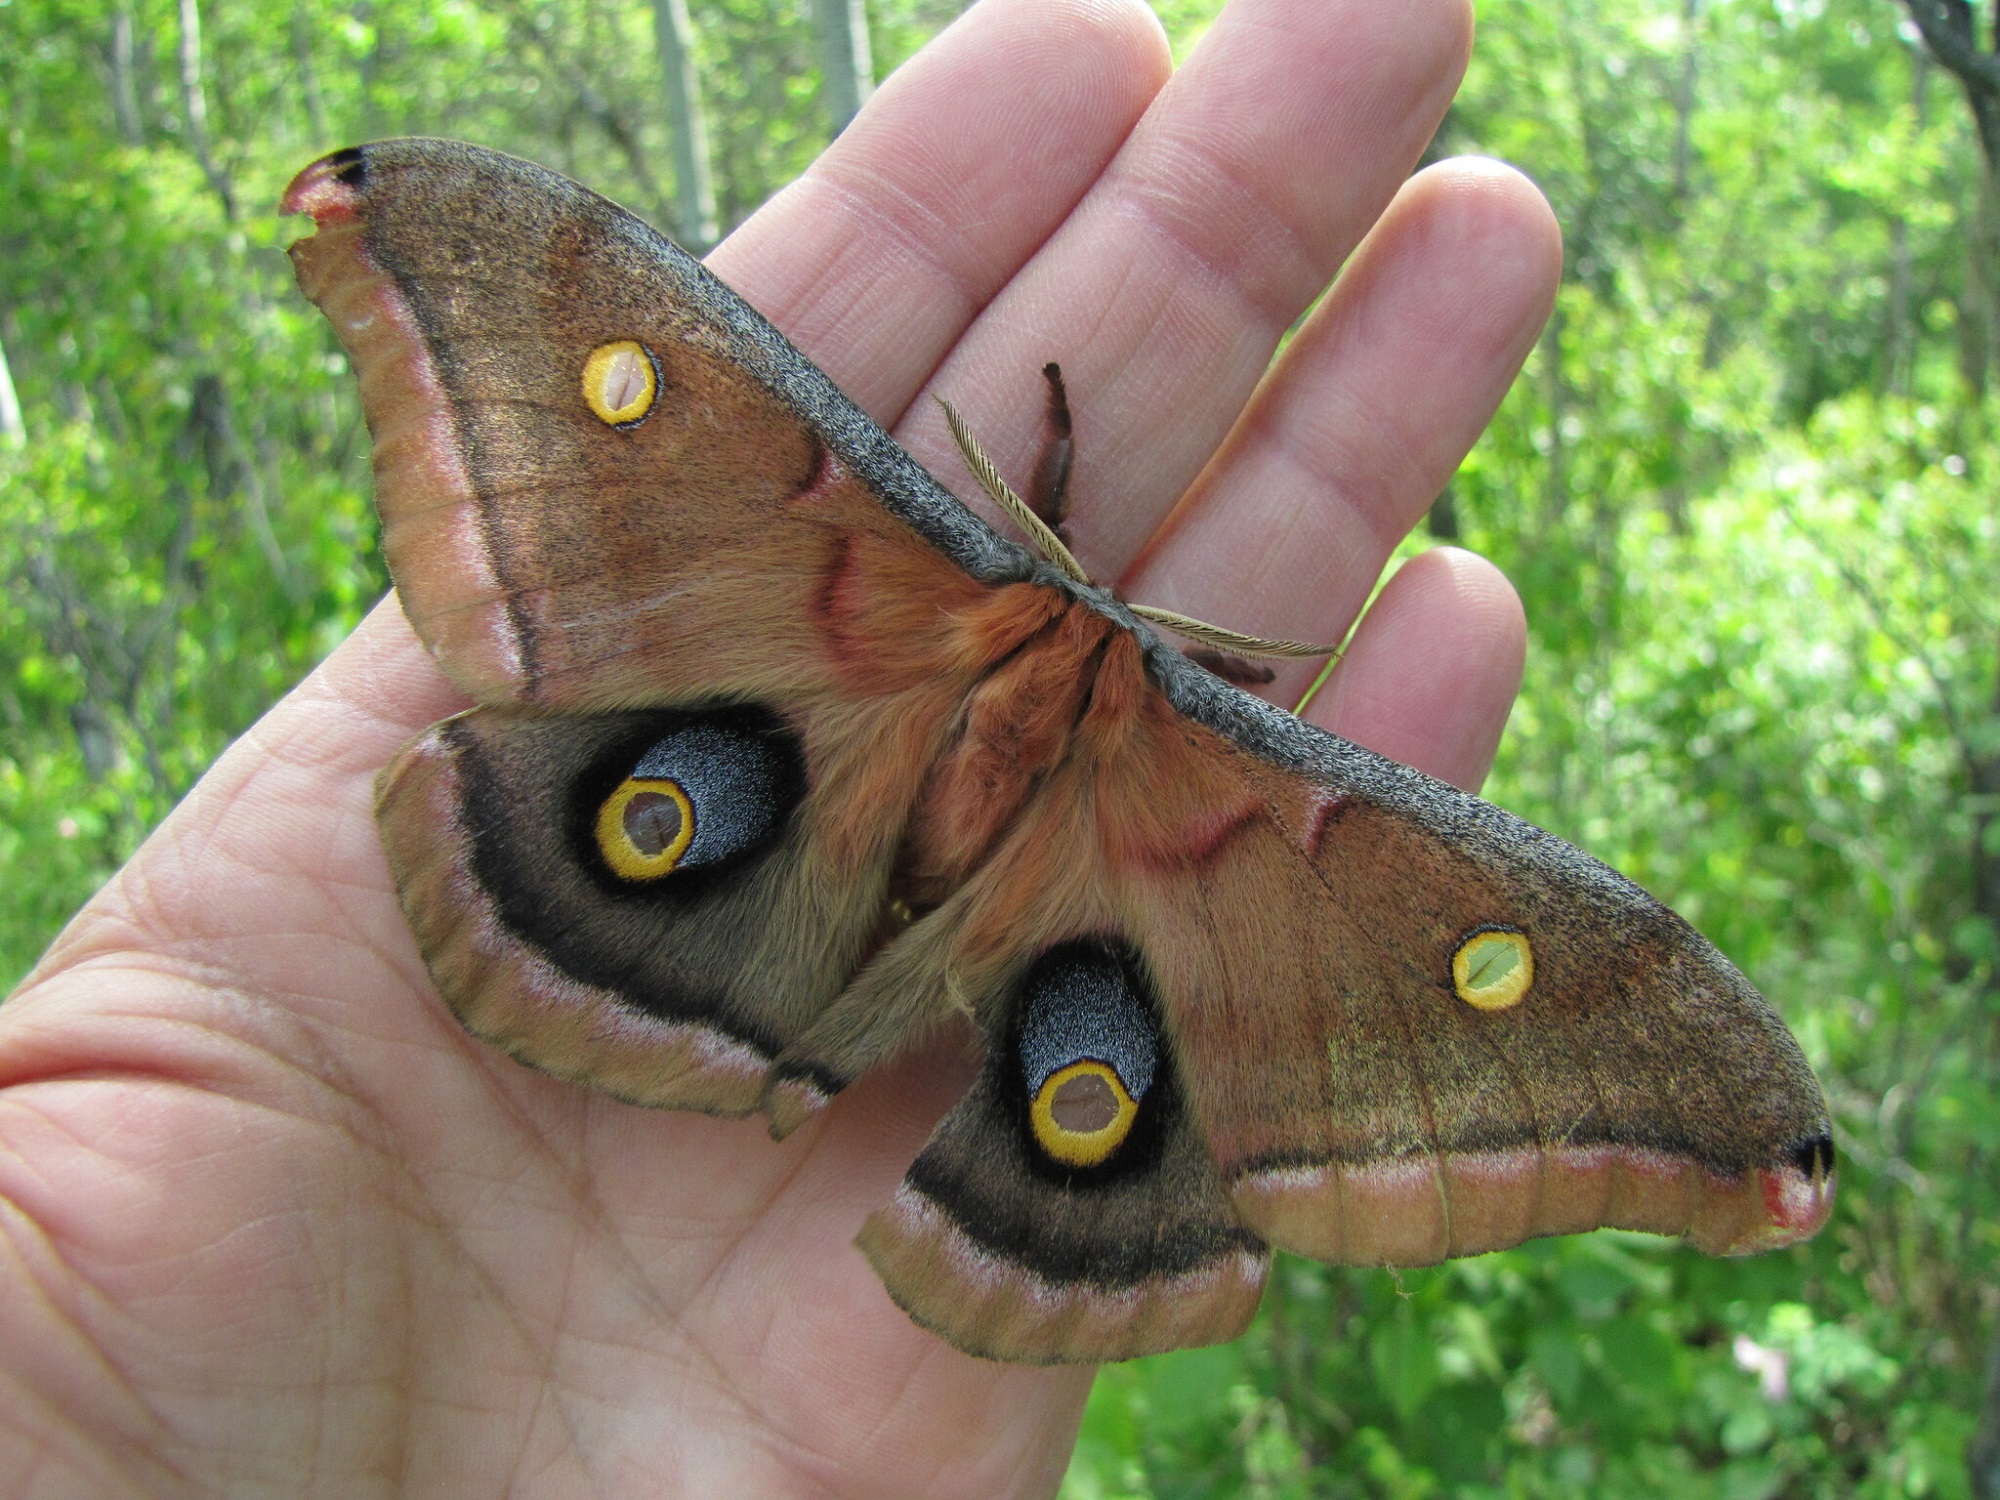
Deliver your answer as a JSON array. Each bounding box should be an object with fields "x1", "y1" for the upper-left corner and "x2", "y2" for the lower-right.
[{"x1": 1027, "y1": 362, "x2": 1074, "y2": 534}]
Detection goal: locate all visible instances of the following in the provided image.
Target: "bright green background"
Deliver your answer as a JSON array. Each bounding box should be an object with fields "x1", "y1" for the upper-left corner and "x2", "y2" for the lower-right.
[{"x1": 4, "y1": 1, "x2": 1995, "y2": 1495}]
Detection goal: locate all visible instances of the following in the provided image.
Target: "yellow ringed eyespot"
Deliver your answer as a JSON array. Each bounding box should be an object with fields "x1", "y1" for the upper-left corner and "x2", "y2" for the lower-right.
[
  {"x1": 1453, "y1": 927, "x2": 1534, "y2": 1011},
  {"x1": 1030, "y1": 1059, "x2": 1140, "y2": 1168},
  {"x1": 595, "y1": 776, "x2": 694, "y2": 880},
  {"x1": 582, "y1": 340, "x2": 659, "y2": 427}
]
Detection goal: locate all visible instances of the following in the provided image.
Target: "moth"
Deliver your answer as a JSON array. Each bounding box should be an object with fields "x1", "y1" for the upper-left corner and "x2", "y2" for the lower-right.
[{"x1": 284, "y1": 139, "x2": 1834, "y2": 1364}]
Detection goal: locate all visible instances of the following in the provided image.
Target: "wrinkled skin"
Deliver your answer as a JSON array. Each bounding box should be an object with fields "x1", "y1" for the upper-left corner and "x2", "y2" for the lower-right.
[{"x1": 0, "y1": 0, "x2": 1558, "y2": 1494}]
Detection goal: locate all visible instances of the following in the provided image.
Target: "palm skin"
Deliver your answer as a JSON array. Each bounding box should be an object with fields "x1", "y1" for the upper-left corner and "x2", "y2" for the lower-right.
[{"x1": 0, "y1": 0, "x2": 1559, "y2": 1494}]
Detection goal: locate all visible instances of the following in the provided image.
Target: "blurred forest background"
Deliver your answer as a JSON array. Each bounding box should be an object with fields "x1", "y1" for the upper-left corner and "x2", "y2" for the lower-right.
[{"x1": 2, "y1": 0, "x2": 1997, "y2": 1494}]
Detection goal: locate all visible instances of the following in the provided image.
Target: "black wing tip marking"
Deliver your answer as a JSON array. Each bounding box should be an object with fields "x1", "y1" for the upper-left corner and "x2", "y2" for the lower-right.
[{"x1": 1783, "y1": 1130, "x2": 1836, "y2": 1179}]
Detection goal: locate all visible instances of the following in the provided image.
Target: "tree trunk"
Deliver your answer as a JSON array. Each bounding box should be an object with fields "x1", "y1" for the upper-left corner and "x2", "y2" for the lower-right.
[
  {"x1": 1670, "y1": 0, "x2": 1701, "y2": 203},
  {"x1": 175, "y1": 0, "x2": 236, "y2": 220},
  {"x1": 1887, "y1": 51, "x2": 1931, "y2": 395},
  {"x1": 1975, "y1": 1305, "x2": 2000, "y2": 1500},
  {"x1": 1537, "y1": 301, "x2": 1569, "y2": 537},
  {"x1": 1901, "y1": 2, "x2": 2000, "y2": 395},
  {"x1": 1965, "y1": 170, "x2": 1999, "y2": 397},
  {"x1": 190, "y1": 372, "x2": 292, "y2": 597},
  {"x1": 1965, "y1": 458, "x2": 2000, "y2": 1500},
  {"x1": 110, "y1": 1, "x2": 144, "y2": 144},
  {"x1": 652, "y1": 0, "x2": 718, "y2": 252},
  {"x1": 0, "y1": 325, "x2": 24, "y2": 450},
  {"x1": 293, "y1": 12, "x2": 330, "y2": 144},
  {"x1": 1424, "y1": 487, "x2": 1460, "y2": 540},
  {"x1": 1973, "y1": 634, "x2": 2000, "y2": 976},
  {"x1": 354, "y1": 0, "x2": 383, "y2": 134},
  {"x1": 816, "y1": 0, "x2": 874, "y2": 138},
  {"x1": 498, "y1": 6, "x2": 670, "y2": 227}
]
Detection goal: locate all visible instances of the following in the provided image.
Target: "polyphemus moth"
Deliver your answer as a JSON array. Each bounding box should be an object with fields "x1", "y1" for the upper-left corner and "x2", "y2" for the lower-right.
[{"x1": 283, "y1": 139, "x2": 1835, "y2": 1365}]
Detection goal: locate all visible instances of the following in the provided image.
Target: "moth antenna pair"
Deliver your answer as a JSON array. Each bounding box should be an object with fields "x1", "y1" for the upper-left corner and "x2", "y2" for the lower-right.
[{"x1": 936, "y1": 380, "x2": 1342, "y2": 669}]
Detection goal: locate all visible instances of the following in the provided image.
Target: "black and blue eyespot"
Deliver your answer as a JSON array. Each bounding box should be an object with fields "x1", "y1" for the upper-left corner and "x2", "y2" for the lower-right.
[
  {"x1": 593, "y1": 717, "x2": 792, "y2": 882},
  {"x1": 1017, "y1": 940, "x2": 1160, "y2": 1169}
]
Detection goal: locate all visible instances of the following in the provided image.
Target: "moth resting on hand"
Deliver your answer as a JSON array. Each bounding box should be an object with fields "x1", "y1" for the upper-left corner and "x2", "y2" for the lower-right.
[{"x1": 284, "y1": 139, "x2": 1834, "y2": 1365}]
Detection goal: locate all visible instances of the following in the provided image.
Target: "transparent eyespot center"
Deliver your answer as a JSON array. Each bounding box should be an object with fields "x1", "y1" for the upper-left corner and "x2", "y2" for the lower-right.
[
  {"x1": 1050, "y1": 1070, "x2": 1119, "y2": 1133},
  {"x1": 582, "y1": 340, "x2": 658, "y2": 426},
  {"x1": 621, "y1": 788, "x2": 684, "y2": 857},
  {"x1": 1453, "y1": 927, "x2": 1534, "y2": 1011},
  {"x1": 1030, "y1": 1060, "x2": 1138, "y2": 1168},
  {"x1": 595, "y1": 777, "x2": 694, "y2": 880}
]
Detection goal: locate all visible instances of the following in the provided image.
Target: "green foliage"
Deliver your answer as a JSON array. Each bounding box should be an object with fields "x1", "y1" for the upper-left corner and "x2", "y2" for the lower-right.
[
  {"x1": 6, "y1": 0, "x2": 1998, "y2": 1495},
  {"x1": 2, "y1": 7, "x2": 386, "y2": 976}
]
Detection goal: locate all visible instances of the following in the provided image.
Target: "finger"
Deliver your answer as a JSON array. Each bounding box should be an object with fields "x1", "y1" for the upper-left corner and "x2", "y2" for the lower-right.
[
  {"x1": 1121, "y1": 159, "x2": 1561, "y2": 702},
  {"x1": 710, "y1": 0, "x2": 1171, "y2": 420},
  {"x1": 1306, "y1": 546, "x2": 1526, "y2": 794},
  {"x1": 897, "y1": 0, "x2": 1474, "y2": 572}
]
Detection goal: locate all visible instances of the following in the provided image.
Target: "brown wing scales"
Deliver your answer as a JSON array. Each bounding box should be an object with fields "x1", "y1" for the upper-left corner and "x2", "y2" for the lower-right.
[{"x1": 289, "y1": 139, "x2": 1833, "y2": 1367}]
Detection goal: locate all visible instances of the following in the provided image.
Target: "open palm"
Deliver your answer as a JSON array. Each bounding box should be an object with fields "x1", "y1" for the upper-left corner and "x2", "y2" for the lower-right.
[{"x1": 0, "y1": 0, "x2": 1557, "y2": 1493}]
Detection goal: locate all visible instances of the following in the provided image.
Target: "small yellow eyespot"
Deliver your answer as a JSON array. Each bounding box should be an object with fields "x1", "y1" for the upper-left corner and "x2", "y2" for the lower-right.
[
  {"x1": 595, "y1": 777, "x2": 694, "y2": 880},
  {"x1": 1453, "y1": 927, "x2": 1534, "y2": 1011},
  {"x1": 582, "y1": 340, "x2": 658, "y2": 427},
  {"x1": 1030, "y1": 1060, "x2": 1139, "y2": 1168}
]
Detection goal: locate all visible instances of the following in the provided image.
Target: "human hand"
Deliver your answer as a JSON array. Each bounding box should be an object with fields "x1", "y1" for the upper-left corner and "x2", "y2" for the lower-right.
[{"x1": 0, "y1": 0, "x2": 1556, "y2": 1493}]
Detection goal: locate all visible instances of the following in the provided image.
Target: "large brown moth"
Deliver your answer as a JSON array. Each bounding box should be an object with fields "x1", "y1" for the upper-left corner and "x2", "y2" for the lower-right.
[{"x1": 283, "y1": 139, "x2": 1835, "y2": 1365}]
